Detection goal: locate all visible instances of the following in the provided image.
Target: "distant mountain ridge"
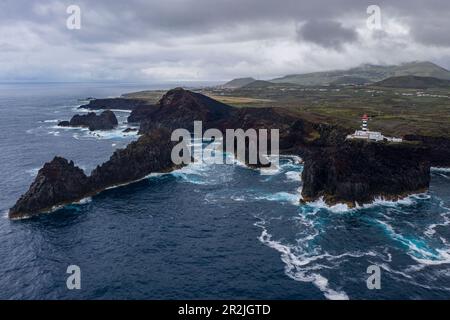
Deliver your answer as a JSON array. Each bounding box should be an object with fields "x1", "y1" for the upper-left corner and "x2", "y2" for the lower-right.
[
  {"x1": 222, "y1": 77, "x2": 256, "y2": 88},
  {"x1": 225, "y1": 61, "x2": 450, "y2": 87},
  {"x1": 375, "y1": 75, "x2": 450, "y2": 89}
]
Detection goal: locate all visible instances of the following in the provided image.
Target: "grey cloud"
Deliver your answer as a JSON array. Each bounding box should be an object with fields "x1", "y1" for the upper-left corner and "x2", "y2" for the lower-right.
[
  {"x1": 296, "y1": 20, "x2": 358, "y2": 50},
  {"x1": 410, "y1": 18, "x2": 450, "y2": 47},
  {"x1": 1, "y1": 0, "x2": 450, "y2": 81}
]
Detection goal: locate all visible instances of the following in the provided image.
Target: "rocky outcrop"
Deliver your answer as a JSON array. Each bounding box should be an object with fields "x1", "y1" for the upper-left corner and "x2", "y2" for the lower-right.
[
  {"x1": 127, "y1": 105, "x2": 157, "y2": 123},
  {"x1": 58, "y1": 110, "x2": 118, "y2": 131},
  {"x1": 139, "y1": 87, "x2": 234, "y2": 133},
  {"x1": 79, "y1": 98, "x2": 149, "y2": 111},
  {"x1": 404, "y1": 135, "x2": 450, "y2": 167},
  {"x1": 11, "y1": 88, "x2": 443, "y2": 218},
  {"x1": 89, "y1": 129, "x2": 179, "y2": 190},
  {"x1": 122, "y1": 128, "x2": 138, "y2": 133},
  {"x1": 9, "y1": 157, "x2": 91, "y2": 219},
  {"x1": 9, "y1": 128, "x2": 180, "y2": 219},
  {"x1": 133, "y1": 88, "x2": 433, "y2": 206},
  {"x1": 301, "y1": 140, "x2": 431, "y2": 206}
]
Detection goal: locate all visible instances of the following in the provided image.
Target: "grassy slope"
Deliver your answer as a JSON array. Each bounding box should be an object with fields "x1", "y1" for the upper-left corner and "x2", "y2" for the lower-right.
[
  {"x1": 201, "y1": 85, "x2": 450, "y2": 138},
  {"x1": 120, "y1": 84, "x2": 450, "y2": 138}
]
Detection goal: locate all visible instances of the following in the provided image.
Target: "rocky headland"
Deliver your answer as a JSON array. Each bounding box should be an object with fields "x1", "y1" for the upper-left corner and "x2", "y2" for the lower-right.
[
  {"x1": 79, "y1": 98, "x2": 150, "y2": 111},
  {"x1": 9, "y1": 128, "x2": 178, "y2": 219},
  {"x1": 58, "y1": 110, "x2": 118, "y2": 131},
  {"x1": 9, "y1": 88, "x2": 444, "y2": 218}
]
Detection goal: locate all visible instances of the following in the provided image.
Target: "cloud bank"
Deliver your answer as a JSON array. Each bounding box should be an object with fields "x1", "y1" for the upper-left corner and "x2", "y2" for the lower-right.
[{"x1": 1, "y1": 0, "x2": 450, "y2": 82}]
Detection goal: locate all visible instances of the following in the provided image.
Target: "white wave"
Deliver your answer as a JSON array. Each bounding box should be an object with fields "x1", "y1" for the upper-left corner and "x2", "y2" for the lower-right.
[
  {"x1": 231, "y1": 195, "x2": 245, "y2": 202},
  {"x1": 73, "y1": 197, "x2": 92, "y2": 205},
  {"x1": 47, "y1": 130, "x2": 60, "y2": 137},
  {"x1": 256, "y1": 224, "x2": 349, "y2": 300},
  {"x1": 362, "y1": 196, "x2": 416, "y2": 208},
  {"x1": 305, "y1": 197, "x2": 353, "y2": 213},
  {"x1": 303, "y1": 193, "x2": 429, "y2": 214},
  {"x1": 425, "y1": 206, "x2": 450, "y2": 237},
  {"x1": 255, "y1": 192, "x2": 299, "y2": 206},
  {"x1": 26, "y1": 126, "x2": 45, "y2": 134},
  {"x1": 374, "y1": 219, "x2": 450, "y2": 266},
  {"x1": 107, "y1": 109, "x2": 132, "y2": 113},
  {"x1": 170, "y1": 171, "x2": 208, "y2": 185},
  {"x1": 431, "y1": 167, "x2": 450, "y2": 173},
  {"x1": 74, "y1": 107, "x2": 92, "y2": 113},
  {"x1": 285, "y1": 171, "x2": 302, "y2": 181},
  {"x1": 379, "y1": 263, "x2": 413, "y2": 279},
  {"x1": 71, "y1": 126, "x2": 139, "y2": 140},
  {"x1": 42, "y1": 119, "x2": 59, "y2": 123},
  {"x1": 26, "y1": 168, "x2": 40, "y2": 177}
]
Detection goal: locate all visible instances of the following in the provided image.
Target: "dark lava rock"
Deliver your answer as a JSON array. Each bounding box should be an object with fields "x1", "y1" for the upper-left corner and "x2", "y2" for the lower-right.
[
  {"x1": 127, "y1": 105, "x2": 157, "y2": 123},
  {"x1": 9, "y1": 157, "x2": 91, "y2": 219},
  {"x1": 122, "y1": 128, "x2": 138, "y2": 133},
  {"x1": 404, "y1": 134, "x2": 450, "y2": 167},
  {"x1": 79, "y1": 98, "x2": 149, "y2": 111},
  {"x1": 58, "y1": 121, "x2": 70, "y2": 127},
  {"x1": 9, "y1": 128, "x2": 180, "y2": 219},
  {"x1": 58, "y1": 110, "x2": 118, "y2": 131},
  {"x1": 301, "y1": 140, "x2": 431, "y2": 206},
  {"x1": 139, "y1": 87, "x2": 234, "y2": 133},
  {"x1": 89, "y1": 128, "x2": 178, "y2": 190},
  {"x1": 10, "y1": 88, "x2": 442, "y2": 218}
]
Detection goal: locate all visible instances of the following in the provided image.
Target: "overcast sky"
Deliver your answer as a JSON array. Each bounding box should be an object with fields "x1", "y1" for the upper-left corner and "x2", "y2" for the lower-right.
[{"x1": 1, "y1": 0, "x2": 450, "y2": 82}]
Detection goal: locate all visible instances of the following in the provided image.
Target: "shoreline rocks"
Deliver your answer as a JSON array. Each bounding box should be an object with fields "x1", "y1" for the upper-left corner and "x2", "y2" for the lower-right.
[
  {"x1": 300, "y1": 140, "x2": 431, "y2": 206},
  {"x1": 9, "y1": 128, "x2": 180, "y2": 219},
  {"x1": 79, "y1": 98, "x2": 149, "y2": 111},
  {"x1": 9, "y1": 157, "x2": 91, "y2": 219},
  {"x1": 10, "y1": 88, "x2": 443, "y2": 218},
  {"x1": 58, "y1": 110, "x2": 118, "y2": 131}
]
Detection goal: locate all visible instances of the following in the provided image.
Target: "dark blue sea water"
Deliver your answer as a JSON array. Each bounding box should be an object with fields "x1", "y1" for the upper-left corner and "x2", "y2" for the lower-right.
[{"x1": 1, "y1": 83, "x2": 450, "y2": 300}]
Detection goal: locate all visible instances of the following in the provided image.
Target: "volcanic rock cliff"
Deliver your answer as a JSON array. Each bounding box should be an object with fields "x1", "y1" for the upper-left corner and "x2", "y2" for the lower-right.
[
  {"x1": 79, "y1": 98, "x2": 149, "y2": 111},
  {"x1": 9, "y1": 157, "x2": 91, "y2": 219},
  {"x1": 138, "y1": 88, "x2": 234, "y2": 133},
  {"x1": 128, "y1": 88, "x2": 434, "y2": 206},
  {"x1": 58, "y1": 110, "x2": 118, "y2": 131},
  {"x1": 9, "y1": 128, "x2": 178, "y2": 219},
  {"x1": 404, "y1": 134, "x2": 450, "y2": 167},
  {"x1": 10, "y1": 88, "x2": 439, "y2": 218},
  {"x1": 301, "y1": 140, "x2": 431, "y2": 206}
]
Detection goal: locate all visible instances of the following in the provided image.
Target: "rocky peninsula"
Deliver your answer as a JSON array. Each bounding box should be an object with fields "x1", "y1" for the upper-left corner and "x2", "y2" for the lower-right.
[
  {"x1": 9, "y1": 129, "x2": 178, "y2": 219},
  {"x1": 9, "y1": 88, "x2": 442, "y2": 218},
  {"x1": 58, "y1": 110, "x2": 118, "y2": 131}
]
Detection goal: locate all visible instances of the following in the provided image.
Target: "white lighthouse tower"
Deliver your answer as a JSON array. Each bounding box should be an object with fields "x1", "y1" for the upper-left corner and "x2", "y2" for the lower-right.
[
  {"x1": 347, "y1": 114, "x2": 402, "y2": 142},
  {"x1": 362, "y1": 114, "x2": 369, "y2": 131}
]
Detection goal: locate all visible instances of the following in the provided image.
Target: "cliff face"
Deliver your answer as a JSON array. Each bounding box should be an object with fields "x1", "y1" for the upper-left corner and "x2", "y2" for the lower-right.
[
  {"x1": 127, "y1": 105, "x2": 157, "y2": 123},
  {"x1": 139, "y1": 88, "x2": 234, "y2": 133},
  {"x1": 10, "y1": 88, "x2": 442, "y2": 218},
  {"x1": 80, "y1": 98, "x2": 149, "y2": 111},
  {"x1": 301, "y1": 140, "x2": 431, "y2": 206},
  {"x1": 9, "y1": 129, "x2": 179, "y2": 219},
  {"x1": 404, "y1": 135, "x2": 450, "y2": 167},
  {"x1": 59, "y1": 110, "x2": 118, "y2": 131},
  {"x1": 89, "y1": 129, "x2": 178, "y2": 190},
  {"x1": 9, "y1": 157, "x2": 91, "y2": 219}
]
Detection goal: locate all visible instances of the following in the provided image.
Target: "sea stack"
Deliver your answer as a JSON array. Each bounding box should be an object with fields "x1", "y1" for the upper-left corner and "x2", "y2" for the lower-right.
[
  {"x1": 9, "y1": 128, "x2": 181, "y2": 219},
  {"x1": 58, "y1": 110, "x2": 118, "y2": 131}
]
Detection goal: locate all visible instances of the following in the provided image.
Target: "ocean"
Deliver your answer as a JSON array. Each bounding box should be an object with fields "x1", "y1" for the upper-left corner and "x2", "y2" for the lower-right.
[{"x1": 0, "y1": 83, "x2": 449, "y2": 300}]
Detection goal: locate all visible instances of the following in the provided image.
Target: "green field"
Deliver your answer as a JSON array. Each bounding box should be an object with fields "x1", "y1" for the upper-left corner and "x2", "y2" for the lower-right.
[
  {"x1": 200, "y1": 84, "x2": 450, "y2": 138},
  {"x1": 122, "y1": 83, "x2": 450, "y2": 138}
]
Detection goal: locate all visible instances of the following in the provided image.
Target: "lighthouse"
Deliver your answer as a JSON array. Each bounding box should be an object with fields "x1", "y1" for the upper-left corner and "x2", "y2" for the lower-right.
[
  {"x1": 347, "y1": 114, "x2": 402, "y2": 142},
  {"x1": 361, "y1": 114, "x2": 369, "y2": 131}
]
